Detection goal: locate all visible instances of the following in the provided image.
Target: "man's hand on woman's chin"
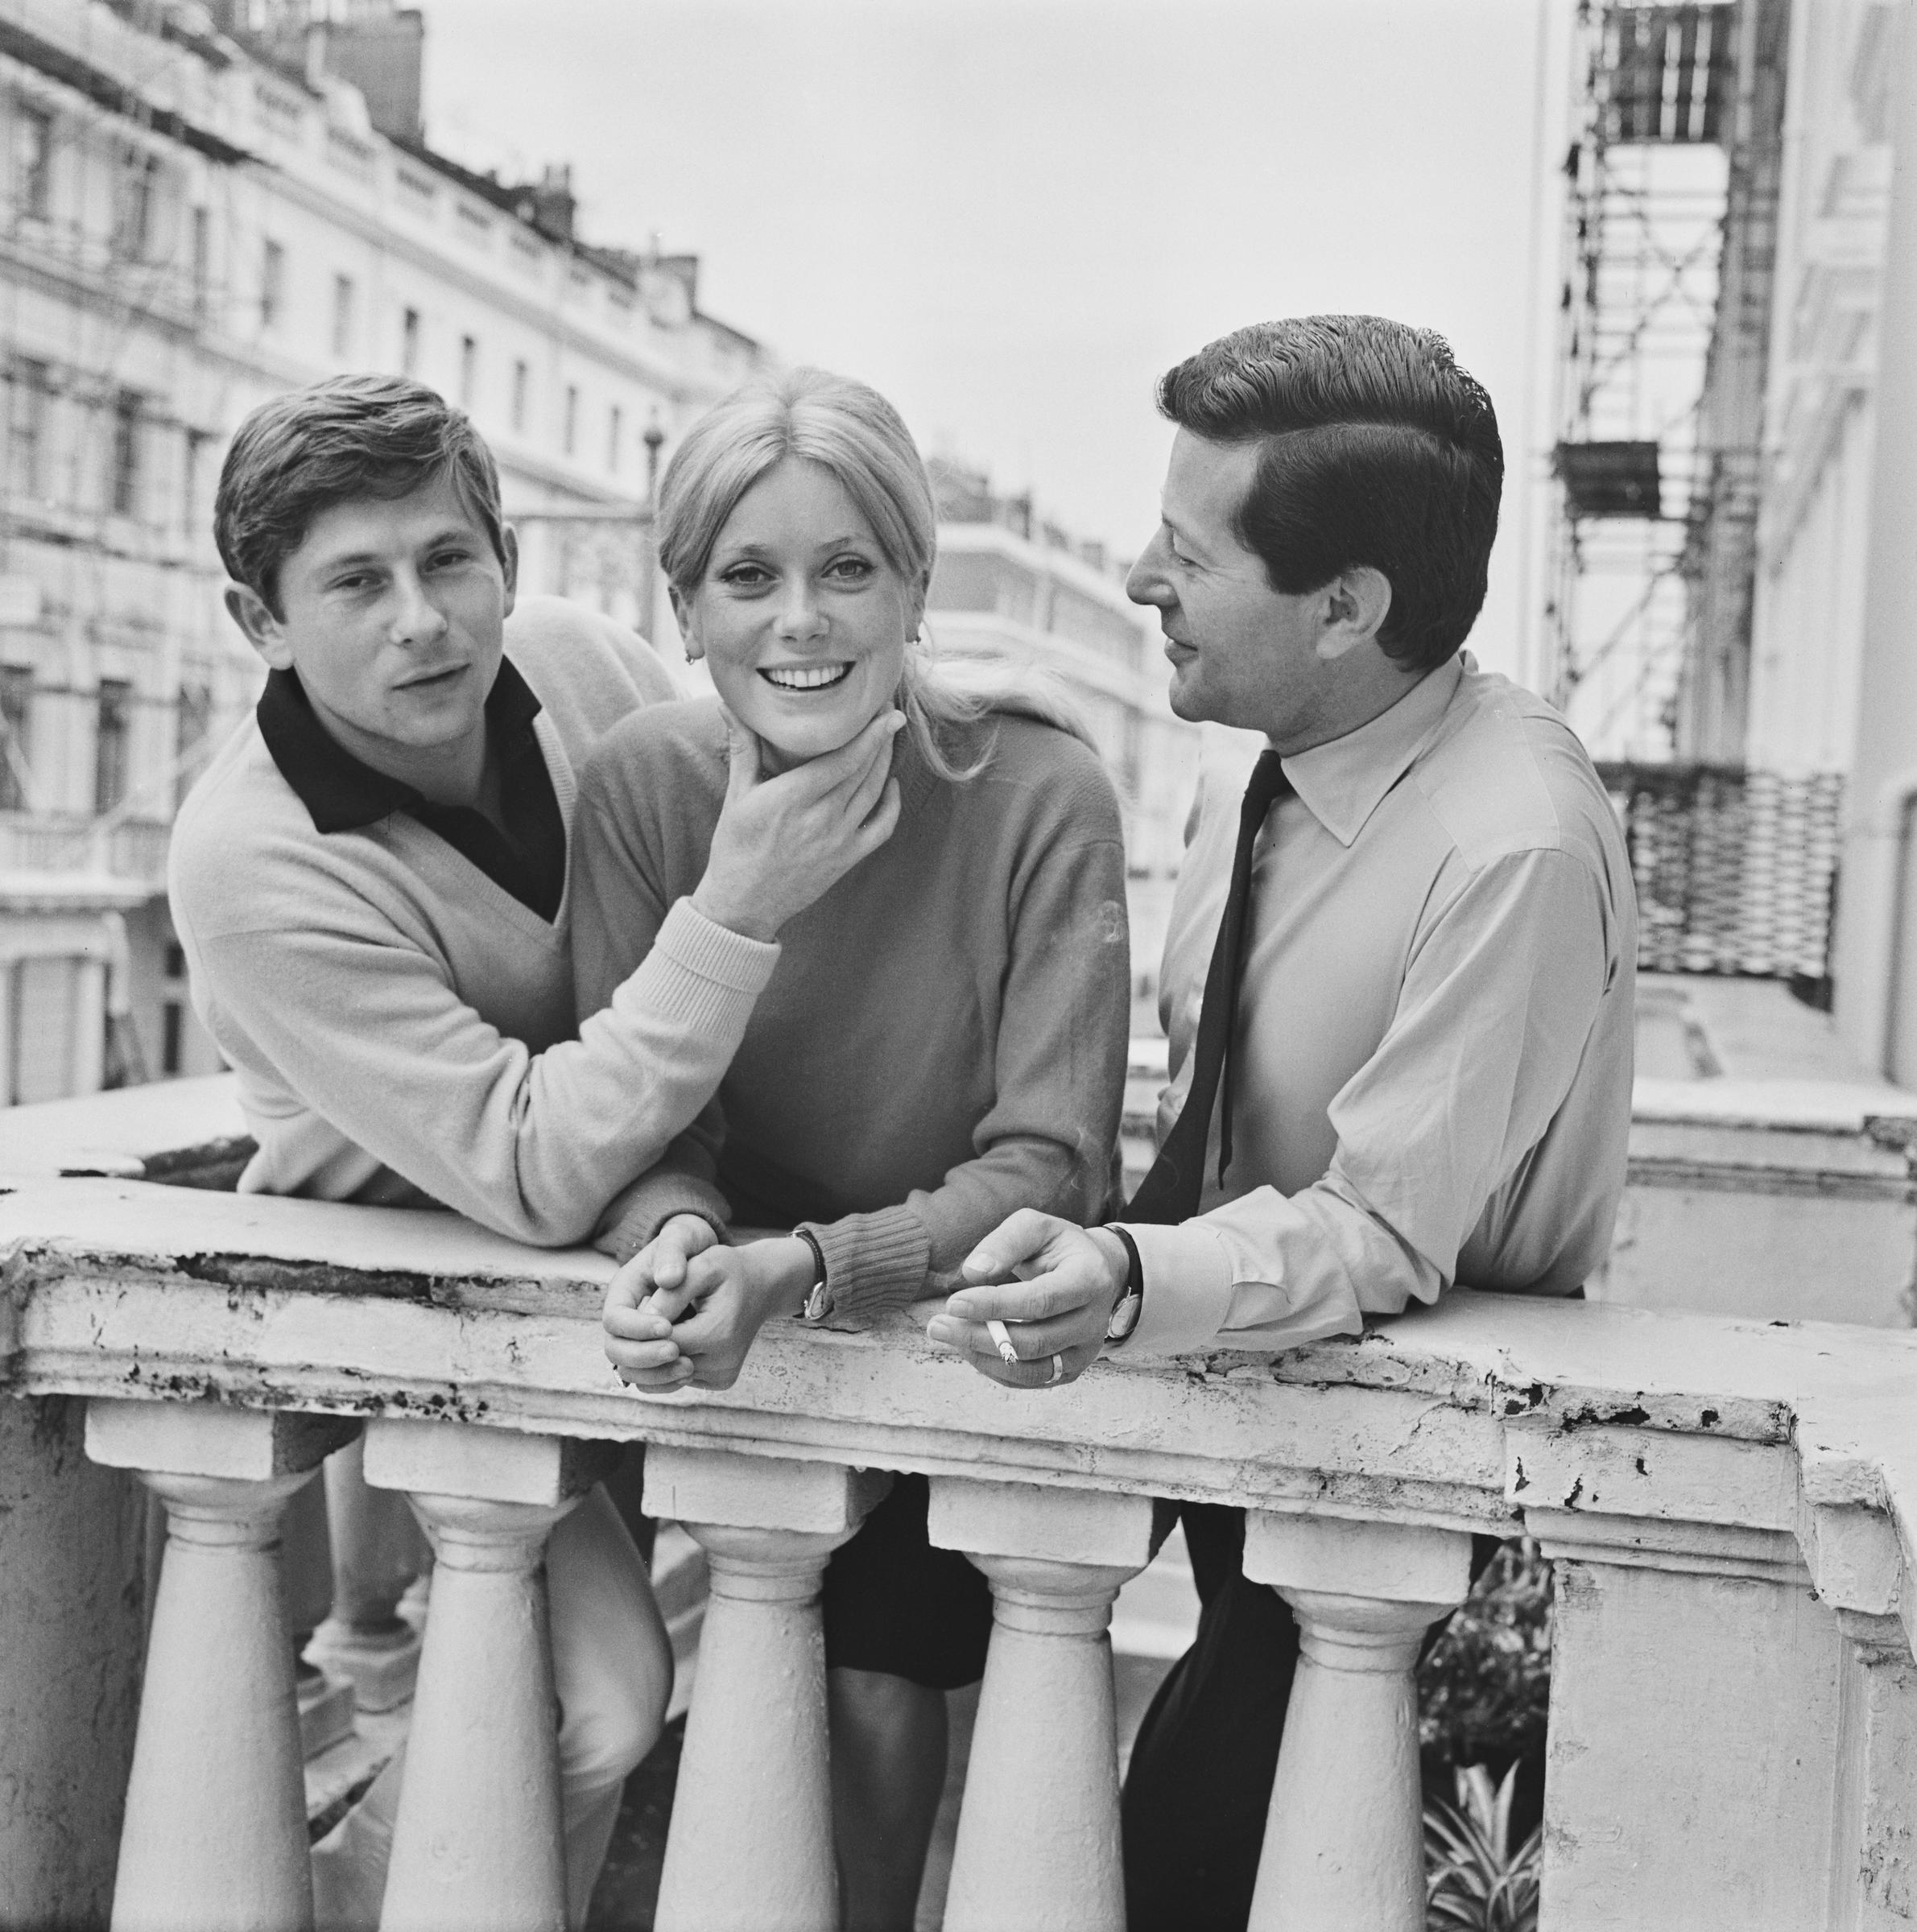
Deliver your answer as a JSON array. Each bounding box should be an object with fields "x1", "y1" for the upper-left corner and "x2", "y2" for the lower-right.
[
  {"x1": 689, "y1": 708, "x2": 905, "y2": 943},
  {"x1": 603, "y1": 1225, "x2": 814, "y2": 1393},
  {"x1": 925, "y1": 1210, "x2": 1127, "y2": 1389}
]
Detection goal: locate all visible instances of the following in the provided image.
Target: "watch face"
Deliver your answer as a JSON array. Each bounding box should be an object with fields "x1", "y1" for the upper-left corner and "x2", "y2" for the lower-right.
[{"x1": 1107, "y1": 1292, "x2": 1142, "y2": 1341}]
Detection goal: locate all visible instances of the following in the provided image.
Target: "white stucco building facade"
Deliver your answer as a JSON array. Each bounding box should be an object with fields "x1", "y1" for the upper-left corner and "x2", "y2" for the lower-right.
[
  {"x1": 1742, "y1": 0, "x2": 1898, "y2": 778},
  {"x1": 1, "y1": 0, "x2": 767, "y2": 1103}
]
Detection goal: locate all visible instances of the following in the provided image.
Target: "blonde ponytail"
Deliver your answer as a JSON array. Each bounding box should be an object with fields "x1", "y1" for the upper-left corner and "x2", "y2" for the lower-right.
[{"x1": 898, "y1": 632, "x2": 1099, "y2": 783}]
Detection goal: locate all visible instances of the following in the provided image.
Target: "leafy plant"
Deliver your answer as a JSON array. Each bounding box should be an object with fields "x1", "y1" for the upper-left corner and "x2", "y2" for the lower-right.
[
  {"x1": 1418, "y1": 1538, "x2": 1553, "y2": 1770},
  {"x1": 1424, "y1": 1761, "x2": 1541, "y2": 1932}
]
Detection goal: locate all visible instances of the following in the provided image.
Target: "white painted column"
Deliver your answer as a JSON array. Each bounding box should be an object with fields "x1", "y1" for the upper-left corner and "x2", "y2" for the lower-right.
[
  {"x1": 85, "y1": 1399, "x2": 357, "y2": 1932},
  {"x1": 1797, "y1": 1479, "x2": 1917, "y2": 1929},
  {"x1": 362, "y1": 1418, "x2": 610, "y2": 1932},
  {"x1": 69, "y1": 955, "x2": 107, "y2": 1096},
  {"x1": 644, "y1": 1446, "x2": 888, "y2": 1932},
  {"x1": 1828, "y1": 1612, "x2": 1917, "y2": 1930},
  {"x1": 308, "y1": 1434, "x2": 427, "y2": 1711},
  {"x1": 1832, "y1": 2, "x2": 1917, "y2": 1075},
  {"x1": 1242, "y1": 1512, "x2": 1473, "y2": 1932},
  {"x1": 0, "y1": 1393, "x2": 146, "y2": 1930},
  {"x1": 0, "y1": 958, "x2": 18, "y2": 1107},
  {"x1": 1533, "y1": 1511, "x2": 1844, "y2": 1930},
  {"x1": 929, "y1": 1477, "x2": 1159, "y2": 1932}
]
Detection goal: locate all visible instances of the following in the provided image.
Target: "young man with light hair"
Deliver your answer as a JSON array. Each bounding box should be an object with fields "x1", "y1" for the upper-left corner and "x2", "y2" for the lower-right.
[{"x1": 172, "y1": 372, "x2": 903, "y2": 1925}]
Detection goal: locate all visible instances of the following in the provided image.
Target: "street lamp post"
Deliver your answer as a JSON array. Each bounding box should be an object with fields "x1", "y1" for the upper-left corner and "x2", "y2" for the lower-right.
[{"x1": 641, "y1": 415, "x2": 667, "y2": 642}]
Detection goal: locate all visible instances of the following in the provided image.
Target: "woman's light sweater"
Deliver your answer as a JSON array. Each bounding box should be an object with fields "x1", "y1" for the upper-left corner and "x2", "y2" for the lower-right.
[
  {"x1": 167, "y1": 598, "x2": 779, "y2": 1245},
  {"x1": 570, "y1": 696, "x2": 1134, "y2": 1320}
]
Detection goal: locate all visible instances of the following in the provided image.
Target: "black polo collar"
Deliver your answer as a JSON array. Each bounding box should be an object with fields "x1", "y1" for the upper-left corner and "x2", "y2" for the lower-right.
[
  {"x1": 257, "y1": 655, "x2": 567, "y2": 923},
  {"x1": 257, "y1": 657, "x2": 543, "y2": 835}
]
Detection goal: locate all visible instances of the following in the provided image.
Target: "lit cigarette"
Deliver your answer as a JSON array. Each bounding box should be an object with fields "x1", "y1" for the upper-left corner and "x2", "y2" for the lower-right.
[{"x1": 985, "y1": 1319, "x2": 1019, "y2": 1367}]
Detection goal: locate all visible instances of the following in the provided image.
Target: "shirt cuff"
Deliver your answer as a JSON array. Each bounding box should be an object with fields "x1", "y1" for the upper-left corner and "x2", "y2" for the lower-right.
[
  {"x1": 800, "y1": 1206, "x2": 932, "y2": 1325},
  {"x1": 1112, "y1": 1218, "x2": 1237, "y2": 1356}
]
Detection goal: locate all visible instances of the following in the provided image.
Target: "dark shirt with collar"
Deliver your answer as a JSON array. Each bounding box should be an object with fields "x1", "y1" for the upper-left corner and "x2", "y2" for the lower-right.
[{"x1": 256, "y1": 657, "x2": 567, "y2": 923}]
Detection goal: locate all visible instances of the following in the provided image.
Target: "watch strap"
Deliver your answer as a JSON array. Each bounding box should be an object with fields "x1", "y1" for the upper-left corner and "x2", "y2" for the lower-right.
[
  {"x1": 794, "y1": 1225, "x2": 829, "y2": 1323},
  {"x1": 1104, "y1": 1224, "x2": 1144, "y2": 1343}
]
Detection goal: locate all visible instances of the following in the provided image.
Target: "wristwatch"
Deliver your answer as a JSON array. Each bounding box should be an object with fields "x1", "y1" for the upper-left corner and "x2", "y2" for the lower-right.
[
  {"x1": 795, "y1": 1226, "x2": 830, "y2": 1323},
  {"x1": 1104, "y1": 1224, "x2": 1144, "y2": 1344}
]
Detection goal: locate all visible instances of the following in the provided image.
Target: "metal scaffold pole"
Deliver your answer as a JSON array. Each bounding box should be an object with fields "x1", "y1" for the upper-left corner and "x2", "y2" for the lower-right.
[{"x1": 1544, "y1": 0, "x2": 1788, "y2": 764}]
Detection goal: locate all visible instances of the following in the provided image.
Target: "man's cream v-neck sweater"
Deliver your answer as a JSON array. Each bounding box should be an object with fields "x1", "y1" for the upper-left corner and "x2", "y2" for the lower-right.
[{"x1": 168, "y1": 597, "x2": 778, "y2": 1245}]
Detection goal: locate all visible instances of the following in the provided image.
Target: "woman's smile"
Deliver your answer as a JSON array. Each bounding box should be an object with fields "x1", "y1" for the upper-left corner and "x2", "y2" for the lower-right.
[{"x1": 760, "y1": 660, "x2": 854, "y2": 691}]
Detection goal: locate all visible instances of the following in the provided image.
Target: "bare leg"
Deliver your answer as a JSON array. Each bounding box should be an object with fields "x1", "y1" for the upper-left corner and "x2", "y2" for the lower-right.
[{"x1": 828, "y1": 1666, "x2": 948, "y2": 1931}]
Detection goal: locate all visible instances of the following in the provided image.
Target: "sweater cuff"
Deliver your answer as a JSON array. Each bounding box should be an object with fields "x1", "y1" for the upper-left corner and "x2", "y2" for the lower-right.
[
  {"x1": 612, "y1": 898, "x2": 779, "y2": 1044},
  {"x1": 1113, "y1": 1218, "x2": 1236, "y2": 1356},
  {"x1": 594, "y1": 1174, "x2": 731, "y2": 1265},
  {"x1": 800, "y1": 1207, "x2": 932, "y2": 1325},
  {"x1": 654, "y1": 898, "x2": 781, "y2": 994}
]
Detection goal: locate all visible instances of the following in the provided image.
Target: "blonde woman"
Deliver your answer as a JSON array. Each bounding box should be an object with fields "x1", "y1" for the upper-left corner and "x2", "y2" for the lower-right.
[{"x1": 571, "y1": 367, "x2": 1131, "y2": 1926}]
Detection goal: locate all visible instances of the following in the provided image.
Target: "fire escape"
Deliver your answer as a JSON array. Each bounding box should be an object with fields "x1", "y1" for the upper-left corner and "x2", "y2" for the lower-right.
[
  {"x1": 1549, "y1": 3, "x2": 1839, "y2": 994},
  {"x1": 1546, "y1": 0, "x2": 1787, "y2": 761}
]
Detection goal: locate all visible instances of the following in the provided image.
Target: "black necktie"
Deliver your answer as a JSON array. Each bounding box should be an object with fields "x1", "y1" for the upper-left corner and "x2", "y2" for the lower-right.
[{"x1": 1126, "y1": 749, "x2": 1291, "y2": 1225}]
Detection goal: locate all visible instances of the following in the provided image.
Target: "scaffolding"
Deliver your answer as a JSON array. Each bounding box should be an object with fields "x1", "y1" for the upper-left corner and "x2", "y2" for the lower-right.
[{"x1": 1545, "y1": 0, "x2": 1787, "y2": 761}]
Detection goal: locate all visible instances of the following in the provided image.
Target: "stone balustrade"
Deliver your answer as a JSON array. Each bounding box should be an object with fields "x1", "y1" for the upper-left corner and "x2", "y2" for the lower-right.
[{"x1": 4, "y1": 1171, "x2": 1917, "y2": 1930}]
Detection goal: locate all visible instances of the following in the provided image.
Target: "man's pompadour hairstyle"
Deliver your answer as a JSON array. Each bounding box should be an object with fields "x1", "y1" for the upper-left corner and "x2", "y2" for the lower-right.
[
  {"x1": 1158, "y1": 316, "x2": 1504, "y2": 671},
  {"x1": 214, "y1": 373, "x2": 506, "y2": 613}
]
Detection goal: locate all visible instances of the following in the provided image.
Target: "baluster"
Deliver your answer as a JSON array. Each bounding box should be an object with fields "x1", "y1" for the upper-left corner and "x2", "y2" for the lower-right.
[
  {"x1": 360, "y1": 1416, "x2": 613, "y2": 1932},
  {"x1": 85, "y1": 1398, "x2": 358, "y2": 1932},
  {"x1": 308, "y1": 1434, "x2": 427, "y2": 1711},
  {"x1": 1240, "y1": 1512, "x2": 1472, "y2": 1932},
  {"x1": 645, "y1": 1445, "x2": 889, "y2": 1932},
  {"x1": 929, "y1": 1477, "x2": 1159, "y2": 1932}
]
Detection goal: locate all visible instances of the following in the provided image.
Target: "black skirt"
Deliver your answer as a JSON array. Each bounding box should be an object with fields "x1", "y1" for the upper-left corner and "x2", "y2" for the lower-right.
[{"x1": 820, "y1": 1472, "x2": 994, "y2": 1690}]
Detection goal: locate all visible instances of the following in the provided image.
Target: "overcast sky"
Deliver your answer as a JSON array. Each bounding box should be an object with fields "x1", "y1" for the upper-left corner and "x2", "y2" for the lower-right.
[{"x1": 421, "y1": 0, "x2": 1567, "y2": 681}]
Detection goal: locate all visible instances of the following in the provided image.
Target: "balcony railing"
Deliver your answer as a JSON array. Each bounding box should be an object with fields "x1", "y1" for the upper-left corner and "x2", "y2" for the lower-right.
[
  {"x1": 4, "y1": 1131, "x2": 1917, "y2": 1931},
  {"x1": 0, "y1": 811, "x2": 176, "y2": 886},
  {"x1": 1598, "y1": 762, "x2": 1845, "y2": 988}
]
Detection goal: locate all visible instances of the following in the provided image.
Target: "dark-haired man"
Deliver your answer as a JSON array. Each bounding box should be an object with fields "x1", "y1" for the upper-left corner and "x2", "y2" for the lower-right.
[
  {"x1": 930, "y1": 316, "x2": 1637, "y2": 1928},
  {"x1": 171, "y1": 372, "x2": 903, "y2": 1925}
]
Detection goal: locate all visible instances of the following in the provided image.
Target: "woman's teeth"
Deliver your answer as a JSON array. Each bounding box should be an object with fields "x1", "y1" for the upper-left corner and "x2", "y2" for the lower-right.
[{"x1": 761, "y1": 663, "x2": 853, "y2": 691}]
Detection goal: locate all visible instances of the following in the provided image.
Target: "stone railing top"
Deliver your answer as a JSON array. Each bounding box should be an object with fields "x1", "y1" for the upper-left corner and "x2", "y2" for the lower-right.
[
  {"x1": 19, "y1": 1063, "x2": 1916, "y2": 1179},
  {"x1": 6, "y1": 1174, "x2": 1917, "y2": 1640},
  {"x1": 0, "y1": 1075, "x2": 247, "y2": 1179},
  {"x1": 1631, "y1": 1073, "x2": 1917, "y2": 1139}
]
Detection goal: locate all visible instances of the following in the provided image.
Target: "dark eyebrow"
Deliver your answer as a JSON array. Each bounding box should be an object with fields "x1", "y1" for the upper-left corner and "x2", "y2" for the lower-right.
[{"x1": 316, "y1": 525, "x2": 477, "y2": 573}]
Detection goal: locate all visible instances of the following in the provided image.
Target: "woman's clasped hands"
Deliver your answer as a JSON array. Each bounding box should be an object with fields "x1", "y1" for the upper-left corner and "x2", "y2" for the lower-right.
[{"x1": 602, "y1": 1212, "x2": 816, "y2": 1392}]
